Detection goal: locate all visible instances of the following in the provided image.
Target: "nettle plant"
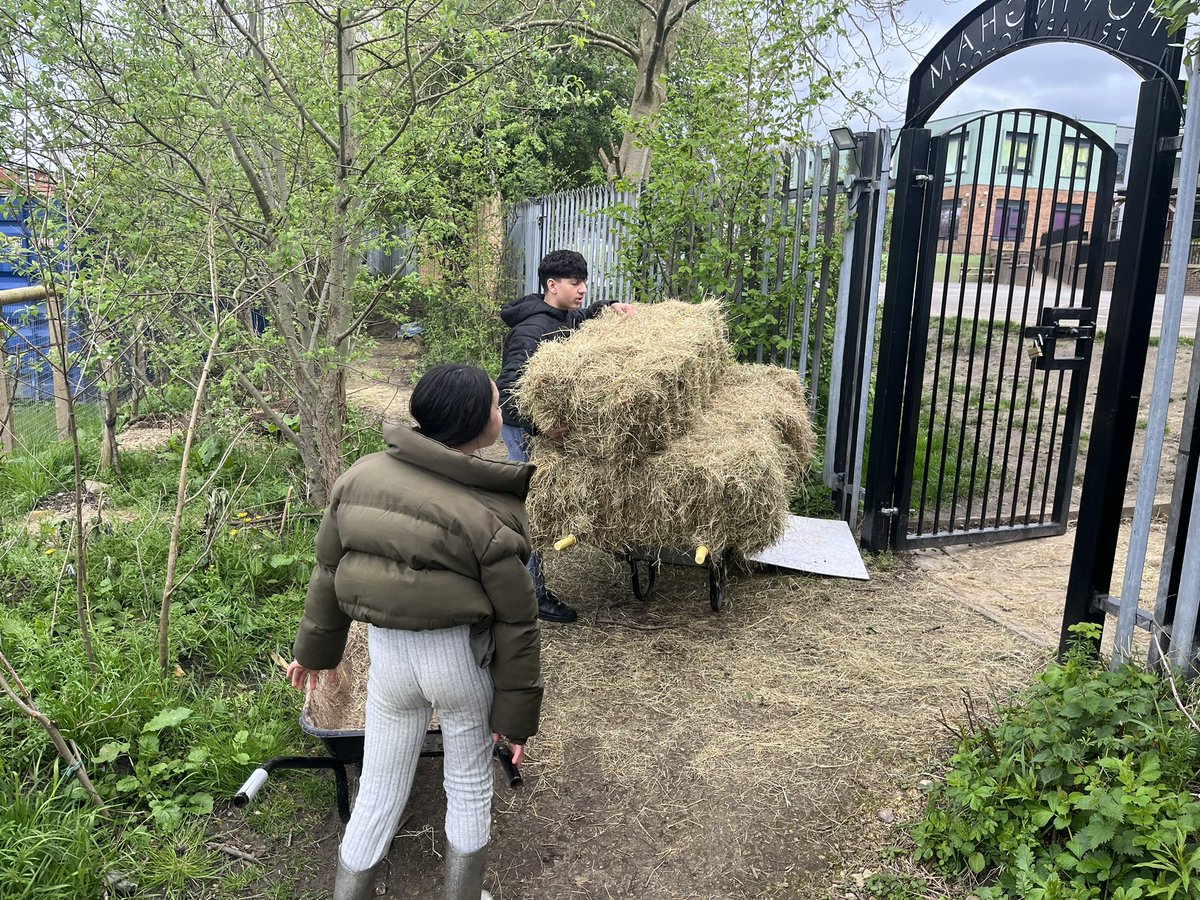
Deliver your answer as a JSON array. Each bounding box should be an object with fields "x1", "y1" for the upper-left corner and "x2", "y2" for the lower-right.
[{"x1": 914, "y1": 624, "x2": 1200, "y2": 900}]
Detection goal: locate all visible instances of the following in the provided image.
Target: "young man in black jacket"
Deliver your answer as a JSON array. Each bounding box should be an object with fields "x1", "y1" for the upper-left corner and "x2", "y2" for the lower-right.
[{"x1": 497, "y1": 249, "x2": 637, "y2": 623}]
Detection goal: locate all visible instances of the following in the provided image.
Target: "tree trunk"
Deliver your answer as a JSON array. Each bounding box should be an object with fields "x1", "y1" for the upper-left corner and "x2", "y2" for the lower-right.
[
  {"x1": 293, "y1": 365, "x2": 346, "y2": 506},
  {"x1": 98, "y1": 353, "x2": 121, "y2": 474},
  {"x1": 45, "y1": 289, "x2": 71, "y2": 440},
  {"x1": 617, "y1": 9, "x2": 679, "y2": 181},
  {"x1": 158, "y1": 321, "x2": 221, "y2": 673}
]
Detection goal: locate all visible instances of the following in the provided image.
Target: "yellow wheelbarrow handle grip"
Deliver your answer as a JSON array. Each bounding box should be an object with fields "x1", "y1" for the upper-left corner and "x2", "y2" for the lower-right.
[
  {"x1": 553, "y1": 534, "x2": 578, "y2": 552},
  {"x1": 695, "y1": 545, "x2": 710, "y2": 565}
]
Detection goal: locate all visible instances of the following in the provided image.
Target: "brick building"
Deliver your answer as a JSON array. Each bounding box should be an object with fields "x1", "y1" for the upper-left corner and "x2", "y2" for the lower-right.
[{"x1": 928, "y1": 110, "x2": 1123, "y2": 266}]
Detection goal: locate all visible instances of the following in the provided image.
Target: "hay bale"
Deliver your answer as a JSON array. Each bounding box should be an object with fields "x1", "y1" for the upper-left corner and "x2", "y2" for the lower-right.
[
  {"x1": 304, "y1": 621, "x2": 369, "y2": 732},
  {"x1": 304, "y1": 622, "x2": 440, "y2": 734},
  {"x1": 527, "y1": 364, "x2": 815, "y2": 556},
  {"x1": 514, "y1": 300, "x2": 732, "y2": 459}
]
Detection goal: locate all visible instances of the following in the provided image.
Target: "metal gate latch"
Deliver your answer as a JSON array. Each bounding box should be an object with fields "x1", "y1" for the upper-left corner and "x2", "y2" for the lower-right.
[{"x1": 1023, "y1": 307, "x2": 1095, "y2": 370}]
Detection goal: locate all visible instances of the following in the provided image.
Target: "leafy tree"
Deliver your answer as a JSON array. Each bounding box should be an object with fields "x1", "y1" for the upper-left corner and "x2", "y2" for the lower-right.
[
  {"x1": 512, "y1": 0, "x2": 913, "y2": 179},
  {"x1": 0, "y1": 0, "x2": 578, "y2": 503},
  {"x1": 615, "y1": 0, "x2": 846, "y2": 359}
]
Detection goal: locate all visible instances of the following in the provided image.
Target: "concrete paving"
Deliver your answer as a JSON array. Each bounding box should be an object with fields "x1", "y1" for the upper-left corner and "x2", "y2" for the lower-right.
[{"x1": 911, "y1": 276, "x2": 1200, "y2": 338}]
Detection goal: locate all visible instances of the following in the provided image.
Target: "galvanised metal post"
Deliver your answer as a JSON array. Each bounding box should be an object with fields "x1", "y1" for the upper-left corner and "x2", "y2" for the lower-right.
[
  {"x1": 1115, "y1": 53, "x2": 1200, "y2": 667},
  {"x1": 831, "y1": 133, "x2": 882, "y2": 519},
  {"x1": 1060, "y1": 73, "x2": 1183, "y2": 657},
  {"x1": 848, "y1": 130, "x2": 893, "y2": 531}
]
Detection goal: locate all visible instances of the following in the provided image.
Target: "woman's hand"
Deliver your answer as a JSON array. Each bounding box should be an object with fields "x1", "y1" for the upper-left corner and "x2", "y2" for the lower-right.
[
  {"x1": 286, "y1": 660, "x2": 334, "y2": 691},
  {"x1": 492, "y1": 733, "x2": 525, "y2": 766},
  {"x1": 544, "y1": 424, "x2": 570, "y2": 441}
]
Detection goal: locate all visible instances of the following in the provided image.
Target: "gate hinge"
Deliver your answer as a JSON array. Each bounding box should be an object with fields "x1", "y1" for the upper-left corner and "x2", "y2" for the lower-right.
[
  {"x1": 1159, "y1": 135, "x2": 1183, "y2": 153},
  {"x1": 879, "y1": 507, "x2": 899, "y2": 517},
  {"x1": 912, "y1": 172, "x2": 934, "y2": 184}
]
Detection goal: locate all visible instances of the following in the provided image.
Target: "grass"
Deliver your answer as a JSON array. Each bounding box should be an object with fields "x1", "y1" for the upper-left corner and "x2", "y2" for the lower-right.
[
  {"x1": 0, "y1": 762, "x2": 108, "y2": 898},
  {"x1": 932, "y1": 253, "x2": 991, "y2": 283},
  {"x1": 0, "y1": 430, "x2": 328, "y2": 897}
]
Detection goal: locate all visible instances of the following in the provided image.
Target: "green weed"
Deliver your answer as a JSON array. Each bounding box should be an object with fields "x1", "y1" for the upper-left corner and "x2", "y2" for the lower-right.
[
  {"x1": 0, "y1": 435, "x2": 323, "y2": 893},
  {"x1": 912, "y1": 623, "x2": 1200, "y2": 899}
]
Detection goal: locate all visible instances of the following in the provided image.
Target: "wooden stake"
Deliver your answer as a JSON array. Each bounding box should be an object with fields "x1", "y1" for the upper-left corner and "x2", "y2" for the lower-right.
[
  {"x1": 0, "y1": 341, "x2": 12, "y2": 454},
  {"x1": 44, "y1": 287, "x2": 70, "y2": 440},
  {"x1": 0, "y1": 283, "x2": 49, "y2": 303}
]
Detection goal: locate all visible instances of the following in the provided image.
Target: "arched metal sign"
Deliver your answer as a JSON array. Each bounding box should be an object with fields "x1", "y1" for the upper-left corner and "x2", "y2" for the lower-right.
[{"x1": 909, "y1": 0, "x2": 1174, "y2": 125}]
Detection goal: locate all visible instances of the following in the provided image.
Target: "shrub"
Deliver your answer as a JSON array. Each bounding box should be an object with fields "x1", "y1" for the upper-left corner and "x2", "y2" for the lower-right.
[{"x1": 913, "y1": 624, "x2": 1200, "y2": 899}]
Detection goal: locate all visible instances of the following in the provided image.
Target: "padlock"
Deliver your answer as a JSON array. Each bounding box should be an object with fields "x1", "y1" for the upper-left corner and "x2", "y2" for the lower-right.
[{"x1": 1027, "y1": 335, "x2": 1044, "y2": 360}]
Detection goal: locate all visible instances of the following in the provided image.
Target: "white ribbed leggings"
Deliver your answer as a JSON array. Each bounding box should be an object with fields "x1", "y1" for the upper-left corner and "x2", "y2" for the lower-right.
[{"x1": 338, "y1": 625, "x2": 495, "y2": 873}]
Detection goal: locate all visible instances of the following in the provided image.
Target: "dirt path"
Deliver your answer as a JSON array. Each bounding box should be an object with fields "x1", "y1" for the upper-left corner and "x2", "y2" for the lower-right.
[
  {"x1": 223, "y1": 337, "x2": 1055, "y2": 899},
  {"x1": 260, "y1": 335, "x2": 1178, "y2": 899},
  {"x1": 345, "y1": 337, "x2": 425, "y2": 424},
  {"x1": 232, "y1": 552, "x2": 1044, "y2": 900}
]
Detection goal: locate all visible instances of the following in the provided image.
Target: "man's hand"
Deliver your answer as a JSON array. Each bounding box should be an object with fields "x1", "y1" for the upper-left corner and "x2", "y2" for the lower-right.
[
  {"x1": 610, "y1": 302, "x2": 639, "y2": 316},
  {"x1": 545, "y1": 424, "x2": 570, "y2": 441}
]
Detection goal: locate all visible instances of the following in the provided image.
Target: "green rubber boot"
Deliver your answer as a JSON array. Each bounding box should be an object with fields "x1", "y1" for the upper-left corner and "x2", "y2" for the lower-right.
[
  {"x1": 444, "y1": 843, "x2": 491, "y2": 900},
  {"x1": 332, "y1": 859, "x2": 381, "y2": 900}
]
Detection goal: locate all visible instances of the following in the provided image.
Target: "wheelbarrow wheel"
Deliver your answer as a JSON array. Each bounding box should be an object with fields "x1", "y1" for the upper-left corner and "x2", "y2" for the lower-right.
[
  {"x1": 629, "y1": 558, "x2": 659, "y2": 601},
  {"x1": 708, "y1": 559, "x2": 727, "y2": 612}
]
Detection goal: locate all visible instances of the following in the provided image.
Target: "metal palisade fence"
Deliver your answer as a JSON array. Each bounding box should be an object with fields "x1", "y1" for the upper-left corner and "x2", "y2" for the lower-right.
[
  {"x1": 503, "y1": 148, "x2": 845, "y2": 394},
  {"x1": 504, "y1": 184, "x2": 639, "y2": 308},
  {"x1": 502, "y1": 137, "x2": 892, "y2": 530}
]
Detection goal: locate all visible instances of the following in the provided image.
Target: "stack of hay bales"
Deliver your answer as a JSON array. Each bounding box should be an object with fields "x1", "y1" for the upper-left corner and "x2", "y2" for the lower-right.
[{"x1": 517, "y1": 300, "x2": 815, "y2": 557}]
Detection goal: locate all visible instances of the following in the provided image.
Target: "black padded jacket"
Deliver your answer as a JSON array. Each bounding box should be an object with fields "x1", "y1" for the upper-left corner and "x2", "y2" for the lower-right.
[{"x1": 497, "y1": 293, "x2": 613, "y2": 432}]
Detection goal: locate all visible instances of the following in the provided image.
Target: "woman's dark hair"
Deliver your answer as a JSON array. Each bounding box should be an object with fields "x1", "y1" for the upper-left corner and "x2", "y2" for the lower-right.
[
  {"x1": 538, "y1": 249, "x2": 588, "y2": 291},
  {"x1": 410, "y1": 364, "x2": 494, "y2": 447}
]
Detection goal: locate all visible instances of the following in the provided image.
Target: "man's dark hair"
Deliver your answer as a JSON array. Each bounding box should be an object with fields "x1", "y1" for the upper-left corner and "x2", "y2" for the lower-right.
[
  {"x1": 410, "y1": 364, "x2": 494, "y2": 447},
  {"x1": 538, "y1": 249, "x2": 588, "y2": 291}
]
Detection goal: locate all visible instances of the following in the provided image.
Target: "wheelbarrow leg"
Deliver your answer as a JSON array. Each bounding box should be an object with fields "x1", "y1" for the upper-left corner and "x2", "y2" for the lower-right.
[
  {"x1": 234, "y1": 755, "x2": 352, "y2": 822},
  {"x1": 629, "y1": 557, "x2": 659, "y2": 601},
  {"x1": 708, "y1": 558, "x2": 727, "y2": 612}
]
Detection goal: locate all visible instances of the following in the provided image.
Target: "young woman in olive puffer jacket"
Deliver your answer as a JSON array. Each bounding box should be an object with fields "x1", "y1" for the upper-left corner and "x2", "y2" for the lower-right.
[{"x1": 288, "y1": 364, "x2": 542, "y2": 900}]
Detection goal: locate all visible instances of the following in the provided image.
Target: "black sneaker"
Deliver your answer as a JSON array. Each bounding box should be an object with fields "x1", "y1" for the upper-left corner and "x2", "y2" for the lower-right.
[{"x1": 537, "y1": 591, "x2": 578, "y2": 623}]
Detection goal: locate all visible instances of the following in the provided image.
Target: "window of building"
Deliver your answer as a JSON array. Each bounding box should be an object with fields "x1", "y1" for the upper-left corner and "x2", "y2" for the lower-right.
[
  {"x1": 1050, "y1": 202, "x2": 1086, "y2": 235},
  {"x1": 1001, "y1": 131, "x2": 1034, "y2": 174},
  {"x1": 992, "y1": 199, "x2": 1029, "y2": 242},
  {"x1": 1060, "y1": 137, "x2": 1092, "y2": 180},
  {"x1": 939, "y1": 199, "x2": 962, "y2": 239},
  {"x1": 1115, "y1": 143, "x2": 1129, "y2": 180},
  {"x1": 944, "y1": 134, "x2": 967, "y2": 175}
]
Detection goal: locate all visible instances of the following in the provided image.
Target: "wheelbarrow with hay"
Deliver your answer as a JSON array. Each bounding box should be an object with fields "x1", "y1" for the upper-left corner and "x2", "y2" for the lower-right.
[
  {"x1": 513, "y1": 301, "x2": 818, "y2": 614},
  {"x1": 233, "y1": 625, "x2": 522, "y2": 821}
]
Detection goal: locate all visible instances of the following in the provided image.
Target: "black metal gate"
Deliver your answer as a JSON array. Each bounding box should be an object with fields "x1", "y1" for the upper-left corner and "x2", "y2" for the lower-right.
[{"x1": 863, "y1": 110, "x2": 1116, "y2": 551}]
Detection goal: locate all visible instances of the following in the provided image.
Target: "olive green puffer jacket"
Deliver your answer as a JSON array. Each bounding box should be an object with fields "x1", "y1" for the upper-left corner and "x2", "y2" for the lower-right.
[{"x1": 293, "y1": 424, "x2": 542, "y2": 743}]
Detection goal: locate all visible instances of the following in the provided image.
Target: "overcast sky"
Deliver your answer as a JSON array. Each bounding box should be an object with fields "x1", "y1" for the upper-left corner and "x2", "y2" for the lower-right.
[{"x1": 864, "y1": 0, "x2": 1146, "y2": 129}]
